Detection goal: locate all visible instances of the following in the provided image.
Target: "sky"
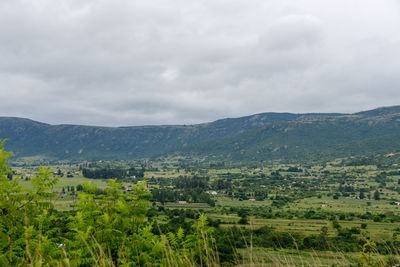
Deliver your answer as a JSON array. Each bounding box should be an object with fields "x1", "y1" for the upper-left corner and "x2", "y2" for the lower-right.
[{"x1": 1, "y1": 0, "x2": 400, "y2": 126}]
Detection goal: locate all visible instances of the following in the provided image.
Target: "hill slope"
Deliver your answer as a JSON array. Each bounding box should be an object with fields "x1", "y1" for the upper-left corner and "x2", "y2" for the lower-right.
[{"x1": 1, "y1": 106, "x2": 400, "y2": 162}]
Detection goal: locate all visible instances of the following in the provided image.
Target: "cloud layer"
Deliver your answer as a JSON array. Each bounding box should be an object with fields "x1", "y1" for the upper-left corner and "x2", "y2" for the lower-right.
[{"x1": 1, "y1": 0, "x2": 400, "y2": 126}]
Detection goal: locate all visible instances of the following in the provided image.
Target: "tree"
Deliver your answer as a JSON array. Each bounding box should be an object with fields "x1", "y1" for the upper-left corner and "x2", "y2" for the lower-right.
[
  {"x1": 332, "y1": 219, "x2": 341, "y2": 231},
  {"x1": 318, "y1": 226, "x2": 329, "y2": 249},
  {"x1": 238, "y1": 208, "x2": 249, "y2": 224},
  {"x1": 374, "y1": 190, "x2": 380, "y2": 200},
  {"x1": 238, "y1": 216, "x2": 248, "y2": 225}
]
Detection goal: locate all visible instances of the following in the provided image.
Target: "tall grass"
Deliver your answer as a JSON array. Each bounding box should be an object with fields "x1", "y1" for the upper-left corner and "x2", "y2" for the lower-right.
[
  {"x1": 7, "y1": 219, "x2": 400, "y2": 267},
  {"x1": 17, "y1": 238, "x2": 400, "y2": 266}
]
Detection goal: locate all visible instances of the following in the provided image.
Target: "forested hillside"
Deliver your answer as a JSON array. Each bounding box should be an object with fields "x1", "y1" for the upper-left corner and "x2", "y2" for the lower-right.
[{"x1": 1, "y1": 106, "x2": 400, "y2": 162}]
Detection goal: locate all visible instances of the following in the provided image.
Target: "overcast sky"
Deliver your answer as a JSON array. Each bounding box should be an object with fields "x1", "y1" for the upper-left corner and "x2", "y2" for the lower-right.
[{"x1": 1, "y1": 0, "x2": 400, "y2": 126}]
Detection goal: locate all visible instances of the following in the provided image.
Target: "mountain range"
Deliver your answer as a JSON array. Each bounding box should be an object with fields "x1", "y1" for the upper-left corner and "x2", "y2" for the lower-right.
[{"x1": 1, "y1": 106, "x2": 400, "y2": 162}]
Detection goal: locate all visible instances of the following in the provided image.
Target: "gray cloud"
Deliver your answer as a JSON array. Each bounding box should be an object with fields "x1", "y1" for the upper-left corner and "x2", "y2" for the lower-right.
[{"x1": 0, "y1": 0, "x2": 400, "y2": 126}]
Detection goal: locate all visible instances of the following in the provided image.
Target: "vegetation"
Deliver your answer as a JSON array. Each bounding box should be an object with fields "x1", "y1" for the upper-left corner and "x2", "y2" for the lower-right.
[
  {"x1": 2, "y1": 144, "x2": 400, "y2": 265},
  {"x1": 3, "y1": 106, "x2": 400, "y2": 163},
  {"x1": 0, "y1": 142, "x2": 223, "y2": 266}
]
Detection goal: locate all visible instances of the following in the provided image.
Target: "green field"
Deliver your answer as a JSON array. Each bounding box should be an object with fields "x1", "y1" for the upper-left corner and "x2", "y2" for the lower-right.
[{"x1": 8, "y1": 155, "x2": 400, "y2": 266}]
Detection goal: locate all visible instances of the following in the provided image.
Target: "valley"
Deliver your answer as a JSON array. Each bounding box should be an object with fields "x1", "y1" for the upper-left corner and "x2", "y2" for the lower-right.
[{"x1": 7, "y1": 152, "x2": 400, "y2": 265}]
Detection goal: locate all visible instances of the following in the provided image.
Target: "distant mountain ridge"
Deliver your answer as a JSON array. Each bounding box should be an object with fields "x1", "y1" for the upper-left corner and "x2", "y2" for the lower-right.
[{"x1": 1, "y1": 106, "x2": 400, "y2": 162}]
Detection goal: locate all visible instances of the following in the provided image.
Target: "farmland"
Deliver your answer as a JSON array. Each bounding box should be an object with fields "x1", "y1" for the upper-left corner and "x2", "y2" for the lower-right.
[{"x1": 6, "y1": 152, "x2": 400, "y2": 265}]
